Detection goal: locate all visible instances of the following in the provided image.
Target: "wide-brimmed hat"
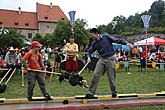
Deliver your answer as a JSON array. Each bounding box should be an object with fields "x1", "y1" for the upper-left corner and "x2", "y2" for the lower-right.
[
  {"x1": 41, "y1": 49, "x2": 45, "y2": 53},
  {"x1": 9, "y1": 47, "x2": 15, "y2": 51},
  {"x1": 20, "y1": 48, "x2": 25, "y2": 53},
  {"x1": 15, "y1": 48, "x2": 19, "y2": 51}
]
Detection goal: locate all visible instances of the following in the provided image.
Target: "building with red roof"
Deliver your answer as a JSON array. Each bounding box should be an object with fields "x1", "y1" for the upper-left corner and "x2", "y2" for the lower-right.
[{"x1": 0, "y1": 3, "x2": 68, "y2": 40}]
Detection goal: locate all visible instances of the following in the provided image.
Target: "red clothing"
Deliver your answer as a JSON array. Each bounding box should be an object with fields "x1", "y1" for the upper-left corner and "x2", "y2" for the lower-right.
[
  {"x1": 65, "y1": 42, "x2": 79, "y2": 73},
  {"x1": 66, "y1": 56, "x2": 78, "y2": 73},
  {"x1": 142, "y1": 51, "x2": 148, "y2": 59},
  {"x1": 22, "y1": 50, "x2": 42, "y2": 70},
  {"x1": 157, "y1": 53, "x2": 162, "y2": 60},
  {"x1": 0, "y1": 57, "x2": 3, "y2": 66}
]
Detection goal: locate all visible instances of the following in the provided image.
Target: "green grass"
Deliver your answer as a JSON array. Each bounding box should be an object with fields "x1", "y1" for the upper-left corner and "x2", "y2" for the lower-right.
[
  {"x1": 0, "y1": 65, "x2": 165, "y2": 98},
  {"x1": 0, "y1": 57, "x2": 165, "y2": 109}
]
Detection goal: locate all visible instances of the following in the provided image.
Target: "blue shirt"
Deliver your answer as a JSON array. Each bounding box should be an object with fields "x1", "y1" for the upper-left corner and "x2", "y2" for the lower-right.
[{"x1": 88, "y1": 34, "x2": 127, "y2": 58}]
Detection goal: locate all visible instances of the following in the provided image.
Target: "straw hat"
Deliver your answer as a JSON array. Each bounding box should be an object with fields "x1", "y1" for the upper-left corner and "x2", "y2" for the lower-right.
[{"x1": 9, "y1": 47, "x2": 15, "y2": 51}]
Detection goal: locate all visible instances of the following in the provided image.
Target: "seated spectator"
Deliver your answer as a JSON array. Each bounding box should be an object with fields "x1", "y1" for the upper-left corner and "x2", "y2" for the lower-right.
[
  {"x1": 148, "y1": 52, "x2": 157, "y2": 61},
  {"x1": 0, "y1": 56, "x2": 3, "y2": 67},
  {"x1": 4, "y1": 47, "x2": 18, "y2": 68},
  {"x1": 123, "y1": 51, "x2": 130, "y2": 61},
  {"x1": 156, "y1": 52, "x2": 164, "y2": 63},
  {"x1": 4, "y1": 47, "x2": 18, "y2": 79},
  {"x1": 17, "y1": 48, "x2": 26, "y2": 69},
  {"x1": 41, "y1": 49, "x2": 49, "y2": 67},
  {"x1": 115, "y1": 50, "x2": 121, "y2": 62},
  {"x1": 115, "y1": 50, "x2": 129, "y2": 62}
]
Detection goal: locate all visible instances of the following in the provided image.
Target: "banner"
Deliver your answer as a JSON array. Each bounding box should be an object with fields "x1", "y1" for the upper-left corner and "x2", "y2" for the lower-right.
[{"x1": 68, "y1": 11, "x2": 76, "y2": 26}]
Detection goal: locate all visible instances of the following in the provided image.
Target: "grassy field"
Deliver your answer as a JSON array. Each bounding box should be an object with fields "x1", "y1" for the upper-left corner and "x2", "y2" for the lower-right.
[
  {"x1": 0, "y1": 57, "x2": 165, "y2": 109},
  {"x1": 1, "y1": 65, "x2": 165, "y2": 98}
]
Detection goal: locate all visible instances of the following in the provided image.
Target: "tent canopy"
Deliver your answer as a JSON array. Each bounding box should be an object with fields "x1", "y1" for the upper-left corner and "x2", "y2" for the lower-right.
[
  {"x1": 113, "y1": 44, "x2": 130, "y2": 52},
  {"x1": 134, "y1": 37, "x2": 165, "y2": 46}
]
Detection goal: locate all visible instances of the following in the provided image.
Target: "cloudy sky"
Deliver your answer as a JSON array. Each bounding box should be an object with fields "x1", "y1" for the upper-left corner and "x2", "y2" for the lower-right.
[{"x1": 0, "y1": 0, "x2": 156, "y2": 28}]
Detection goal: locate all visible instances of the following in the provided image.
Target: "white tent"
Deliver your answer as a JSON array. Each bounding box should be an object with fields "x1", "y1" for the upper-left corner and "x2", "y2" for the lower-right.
[
  {"x1": 134, "y1": 37, "x2": 165, "y2": 46},
  {"x1": 23, "y1": 39, "x2": 31, "y2": 45}
]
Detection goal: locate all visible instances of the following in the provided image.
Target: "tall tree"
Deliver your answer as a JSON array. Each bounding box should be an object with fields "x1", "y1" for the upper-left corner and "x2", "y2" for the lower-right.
[
  {"x1": 32, "y1": 33, "x2": 47, "y2": 46},
  {"x1": 48, "y1": 21, "x2": 70, "y2": 47},
  {"x1": 149, "y1": 0, "x2": 165, "y2": 27},
  {"x1": 48, "y1": 19, "x2": 90, "y2": 47},
  {"x1": 0, "y1": 29, "x2": 24, "y2": 48},
  {"x1": 111, "y1": 15, "x2": 126, "y2": 34}
]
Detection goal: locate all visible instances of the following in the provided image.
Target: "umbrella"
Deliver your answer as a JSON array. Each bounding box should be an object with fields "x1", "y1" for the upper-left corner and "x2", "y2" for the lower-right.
[
  {"x1": 121, "y1": 45, "x2": 130, "y2": 52},
  {"x1": 113, "y1": 44, "x2": 131, "y2": 52},
  {"x1": 134, "y1": 37, "x2": 165, "y2": 46}
]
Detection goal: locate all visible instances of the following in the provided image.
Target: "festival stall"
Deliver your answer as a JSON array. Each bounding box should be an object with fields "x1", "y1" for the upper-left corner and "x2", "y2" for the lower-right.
[{"x1": 134, "y1": 37, "x2": 165, "y2": 46}]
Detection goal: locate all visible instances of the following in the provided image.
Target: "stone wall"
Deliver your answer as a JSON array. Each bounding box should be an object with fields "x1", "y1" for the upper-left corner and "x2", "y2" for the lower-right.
[
  {"x1": 18, "y1": 22, "x2": 57, "y2": 41},
  {"x1": 19, "y1": 29, "x2": 38, "y2": 41},
  {"x1": 38, "y1": 22, "x2": 57, "y2": 35}
]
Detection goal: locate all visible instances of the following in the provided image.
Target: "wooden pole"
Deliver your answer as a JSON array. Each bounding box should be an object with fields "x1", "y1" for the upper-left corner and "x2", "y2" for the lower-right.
[{"x1": 145, "y1": 29, "x2": 148, "y2": 74}]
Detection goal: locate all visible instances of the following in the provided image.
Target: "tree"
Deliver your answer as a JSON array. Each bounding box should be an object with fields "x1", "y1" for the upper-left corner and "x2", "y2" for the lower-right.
[
  {"x1": 47, "y1": 19, "x2": 90, "y2": 47},
  {"x1": 0, "y1": 28, "x2": 24, "y2": 48},
  {"x1": 97, "y1": 25, "x2": 109, "y2": 34},
  {"x1": 32, "y1": 33, "x2": 48, "y2": 46},
  {"x1": 111, "y1": 15, "x2": 126, "y2": 34},
  {"x1": 149, "y1": 0, "x2": 165, "y2": 27},
  {"x1": 48, "y1": 21, "x2": 70, "y2": 47},
  {"x1": 94, "y1": 0, "x2": 165, "y2": 36},
  {"x1": 74, "y1": 19, "x2": 90, "y2": 46}
]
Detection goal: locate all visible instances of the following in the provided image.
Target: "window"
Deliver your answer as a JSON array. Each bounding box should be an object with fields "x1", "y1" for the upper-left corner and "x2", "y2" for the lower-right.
[
  {"x1": 25, "y1": 23, "x2": 29, "y2": 26},
  {"x1": 61, "y1": 18, "x2": 65, "y2": 20},
  {"x1": 0, "y1": 22, "x2": 2, "y2": 28},
  {"x1": 46, "y1": 25, "x2": 49, "y2": 28},
  {"x1": 28, "y1": 33, "x2": 32, "y2": 39},
  {"x1": 44, "y1": 16, "x2": 48, "y2": 19},
  {"x1": 15, "y1": 22, "x2": 18, "y2": 25}
]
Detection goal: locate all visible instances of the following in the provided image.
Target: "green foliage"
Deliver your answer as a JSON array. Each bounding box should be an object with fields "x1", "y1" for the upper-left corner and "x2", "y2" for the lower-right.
[
  {"x1": 74, "y1": 19, "x2": 90, "y2": 46},
  {"x1": 32, "y1": 33, "x2": 48, "y2": 46},
  {"x1": 46, "y1": 19, "x2": 90, "y2": 47},
  {"x1": 50, "y1": 21, "x2": 71, "y2": 47},
  {"x1": 0, "y1": 28, "x2": 24, "y2": 48},
  {"x1": 1, "y1": 64, "x2": 165, "y2": 99},
  {"x1": 149, "y1": 0, "x2": 165, "y2": 27},
  {"x1": 148, "y1": 27, "x2": 165, "y2": 34},
  {"x1": 1, "y1": 63, "x2": 165, "y2": 109},
  {"x1": 111, "y1": 15, "x2": 127, "y2": 34}
]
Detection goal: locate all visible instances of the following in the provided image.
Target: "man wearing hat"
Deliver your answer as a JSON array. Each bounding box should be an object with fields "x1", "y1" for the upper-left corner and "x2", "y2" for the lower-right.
[
  {"x1": 5, "y1": 47, "x2": 18, "y2": 68},
  {"x1": 4, "y1": 47, "x2": 18, "y2": 79},
  {"x1": 22, "y1": 41, "x2": 52, "y2": 101}
]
